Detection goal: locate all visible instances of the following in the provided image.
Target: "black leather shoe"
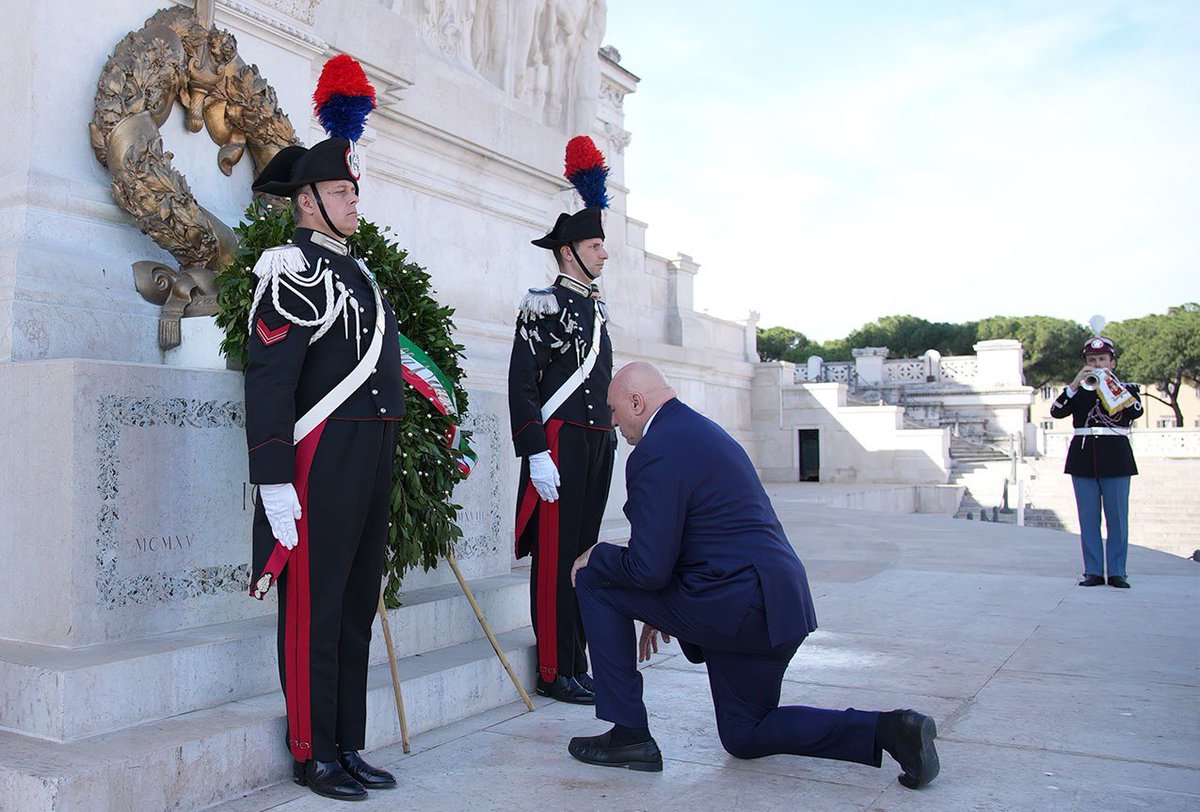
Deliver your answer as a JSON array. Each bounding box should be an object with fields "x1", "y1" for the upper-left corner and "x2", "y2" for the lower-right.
[
  {"x1": 568, "y1": 730, "x2": 663, "y2": 772},
  {"x1": 536, "y1": 675, "x2": 595, "y2": 704},
  {"x1": 1107, "y1": 575, "x2": 1131, "y2": 588},
  {"x1": 339, "y1": 750, "x2": 397, "y2": 789},
  {"x1": 1078, "y1": 575, "x2": 1106, "y2": 587},
  {"x1": 883, "y1": 710, "x2": 939, "y2": 789},
  {"x1": 574, "y1": 672, "x2": 595, "y2": 692},
  {"x1": 293, "y1": 759, "x2": 367, "y2": 801}
]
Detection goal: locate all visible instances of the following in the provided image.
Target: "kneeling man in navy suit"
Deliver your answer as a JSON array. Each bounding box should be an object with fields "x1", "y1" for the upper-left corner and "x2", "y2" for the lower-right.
[{"x1": 568, "y1": 362, "x2": 940, "y2": 789}]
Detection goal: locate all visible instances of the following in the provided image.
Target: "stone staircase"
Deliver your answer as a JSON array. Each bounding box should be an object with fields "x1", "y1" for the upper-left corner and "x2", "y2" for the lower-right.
[
  {"x1": 949, "y1": 435, "x2": 1011, "y2": 463},
  {"x1": 1023, "y1": 458, "x2": 1200, "y2": 558},
  {"x1": 949, "y1": 436, "x2": 1013, "y2": 521},
  {"x1": 0, "y1": 572, "x2": 536, "y2": 811}
]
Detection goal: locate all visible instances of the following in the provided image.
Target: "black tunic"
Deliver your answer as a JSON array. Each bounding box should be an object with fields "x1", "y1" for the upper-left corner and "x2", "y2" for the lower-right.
[
  {"x1": 244, "y1": 227, "x2": 405, "y2": 484},
  {"x1": 1049, "y1": 384, "x2": 1142, "y2": 478},
  {"x1": 507, "y1": 274, "x2": 613, "y2": 457}
]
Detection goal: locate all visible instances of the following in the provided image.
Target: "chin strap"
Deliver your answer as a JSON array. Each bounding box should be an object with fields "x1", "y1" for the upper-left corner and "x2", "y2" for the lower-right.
[
  {"x1": 568, "y1": 242, "x2": 598, "y2": 280},
  {"x1": 309, "y1": 183, "x2": 350, "y2": 240}
]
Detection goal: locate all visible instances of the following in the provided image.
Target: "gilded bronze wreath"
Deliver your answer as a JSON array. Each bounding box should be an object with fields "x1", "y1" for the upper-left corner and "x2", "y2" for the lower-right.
[{"x1": 89, "y1": 5, "x2": 300, "y2": 349}]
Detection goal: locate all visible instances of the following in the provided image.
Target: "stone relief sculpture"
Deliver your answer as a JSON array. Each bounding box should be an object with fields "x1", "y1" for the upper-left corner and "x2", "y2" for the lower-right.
[
  {"x1": 89, "y1": 4, "x2": 299, "y2": 349},
  {"x1": 404, "y1": 0, "x2": 607, "y2": 134}
]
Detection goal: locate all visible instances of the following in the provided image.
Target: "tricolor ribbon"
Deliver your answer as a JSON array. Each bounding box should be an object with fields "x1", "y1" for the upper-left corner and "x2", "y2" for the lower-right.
[{"x1": 399, "y1": 332, "x2": 477, "y2": 476}]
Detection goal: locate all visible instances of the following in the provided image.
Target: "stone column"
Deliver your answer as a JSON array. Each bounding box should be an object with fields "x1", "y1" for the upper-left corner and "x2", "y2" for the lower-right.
[
  {"x1": 743, "y1": 310, "x2": 761, "y2": 363},
  {"x1": 666, "y1": 252, "x2": 699, "y2": 346}
]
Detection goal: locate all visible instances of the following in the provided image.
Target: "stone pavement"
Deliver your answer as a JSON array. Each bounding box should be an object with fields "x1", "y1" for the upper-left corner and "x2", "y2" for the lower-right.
[{"x1": 213, "y1": 484, "x2": 1200, "y2": 812}]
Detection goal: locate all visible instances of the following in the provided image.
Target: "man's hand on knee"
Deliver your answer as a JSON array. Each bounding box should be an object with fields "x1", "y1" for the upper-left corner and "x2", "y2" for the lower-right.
[
  {"x1": 570, "y1": 545, "x2": 596, "y2": 587},
  {"x1": 638, "y1": 623, "x2": 671, "y2": 662}
]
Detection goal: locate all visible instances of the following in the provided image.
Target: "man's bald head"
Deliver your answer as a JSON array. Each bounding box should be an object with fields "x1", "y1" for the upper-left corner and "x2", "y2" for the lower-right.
[{"x1": 607, "y1": 362, "x2": 677, "y2": 446}]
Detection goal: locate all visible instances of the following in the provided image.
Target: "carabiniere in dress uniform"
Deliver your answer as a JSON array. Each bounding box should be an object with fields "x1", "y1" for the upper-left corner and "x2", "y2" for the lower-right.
[
  {"x1": 508, "y1": 135, "x2": 616, "y2": 705},
  {"x1": 242, "y1": 54, "x2": 403, "y2": 803}
]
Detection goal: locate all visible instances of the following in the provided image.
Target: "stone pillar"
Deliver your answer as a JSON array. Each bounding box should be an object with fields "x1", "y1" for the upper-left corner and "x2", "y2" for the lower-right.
[
  {"x1": 974, "y1": 339, "x2": 1025, "y2": 387},
  {"x1": 806, "y1": 355, "x2": 824, "y2": 382},
  {"x1": 924, "y1": 349, "x2": 942, "y2": 382},
  {"x1": 666, "y1": 252, "x2": 699, "y2": 346},
  {"x1": 743, "y1": 310, "x2": 761, "y2": 363},
  {"x1": 852, "y1": 346, "x2": 889, "y2": 386}
]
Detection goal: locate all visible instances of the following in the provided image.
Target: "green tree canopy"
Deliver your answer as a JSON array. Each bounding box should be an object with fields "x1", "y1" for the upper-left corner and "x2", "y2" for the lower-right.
[
  {"x1": 1106, "y1": 304, "x2": 1200, "y2": 426},
  {"x1": 756, "y1": 325, "x2": 823, "y2": 363},
  {"x1": 843, "y1": 315, "x2": 976, "y2": 358},
  {"x1": 974, "y1": 315, "x2": 1092, "y2": 389}
]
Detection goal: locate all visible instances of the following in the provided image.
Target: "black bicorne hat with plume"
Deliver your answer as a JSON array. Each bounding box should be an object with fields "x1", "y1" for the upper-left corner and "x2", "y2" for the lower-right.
[{"x1": 532, "y1": 135, "x2": 610, "y2": 250}]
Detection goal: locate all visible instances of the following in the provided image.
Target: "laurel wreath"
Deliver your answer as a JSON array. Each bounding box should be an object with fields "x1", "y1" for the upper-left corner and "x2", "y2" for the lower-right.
[{"x1": 216, "y1": 201, "x2": 472, "y2": 605}]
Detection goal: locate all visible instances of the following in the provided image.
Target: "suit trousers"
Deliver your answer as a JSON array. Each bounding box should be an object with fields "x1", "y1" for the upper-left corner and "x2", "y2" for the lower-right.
[
  {"x1": 1071, "y1": 475, "x2": 1130, "y2": 578},
  {"x1": 253, "y1": 419, "x2": 397, "y2": 762},
  {"x1": 575, "y1": 567, "x2": 880, "y2": 766}
]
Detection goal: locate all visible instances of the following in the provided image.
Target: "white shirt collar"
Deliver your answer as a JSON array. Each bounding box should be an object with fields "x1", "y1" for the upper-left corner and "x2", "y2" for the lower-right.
[{"x1": 641, "y1": 404, "x2": 664, "y2": 437}]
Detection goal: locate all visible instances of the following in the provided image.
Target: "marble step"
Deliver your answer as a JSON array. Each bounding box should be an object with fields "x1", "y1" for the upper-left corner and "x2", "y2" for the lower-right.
[
  {"x1": 0, "y1": 628, "x2": 537, "y2": 812},
  {"x1": 0, "y1": 572, "x2": 530, "y2": 743}
]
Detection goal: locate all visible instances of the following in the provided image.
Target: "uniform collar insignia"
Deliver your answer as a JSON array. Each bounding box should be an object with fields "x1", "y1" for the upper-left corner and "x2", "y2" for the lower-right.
[
  {"x1": 307, "y1": 229, "x2": 350, "y2": 256},
  {"x1": 555, "y1": 274, "x2": 591, "y2": 299}
]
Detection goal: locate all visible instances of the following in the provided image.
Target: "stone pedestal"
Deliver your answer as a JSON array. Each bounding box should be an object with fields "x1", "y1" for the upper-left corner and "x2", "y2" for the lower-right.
[
  {"x1": 852, "y1": 346, "x2": 889, "y2": 386},
  {"x1": 974, "y1": 339, "x2": 1025, "y2": 387}
]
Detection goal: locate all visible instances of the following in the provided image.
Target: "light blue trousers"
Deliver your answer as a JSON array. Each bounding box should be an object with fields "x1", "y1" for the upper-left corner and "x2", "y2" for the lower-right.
[{"x1": 1071, "y1": 476, "x2": 1130, "y2": 578}]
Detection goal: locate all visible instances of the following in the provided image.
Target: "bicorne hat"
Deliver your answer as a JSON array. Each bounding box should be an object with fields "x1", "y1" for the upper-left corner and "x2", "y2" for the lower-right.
[{"x1": 532, "y1": 136, "x2": 609, "y2": 250}]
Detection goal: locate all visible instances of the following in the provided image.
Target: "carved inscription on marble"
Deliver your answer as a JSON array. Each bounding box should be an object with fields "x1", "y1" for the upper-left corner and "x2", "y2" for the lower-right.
[
  {"x1": 95, "y1": 395, "x2": 250, "y2": 606},
  {"x1": 132, "y1": 534, "x2": 195, "y2": 553},
  {"x1": 450, "y1": 410, "x2": 504, "y2": 561}
]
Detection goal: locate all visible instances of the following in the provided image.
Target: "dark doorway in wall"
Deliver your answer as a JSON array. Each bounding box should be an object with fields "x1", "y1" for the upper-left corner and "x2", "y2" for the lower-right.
[{"x1": 798, "y1": 430, "x2": 819, "y2": 482}]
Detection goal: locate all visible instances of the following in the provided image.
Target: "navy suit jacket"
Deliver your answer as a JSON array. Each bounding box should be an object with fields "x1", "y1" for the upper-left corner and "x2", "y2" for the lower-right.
[{"x1": 588, "y1": 398, "x2": 817, "y2": 648}]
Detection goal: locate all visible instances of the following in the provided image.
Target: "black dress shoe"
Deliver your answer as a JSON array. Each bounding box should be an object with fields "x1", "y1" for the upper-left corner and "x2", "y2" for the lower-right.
[
  {"x1": 536, "y1": 675, "x2": 595, "y2": 704},
  {"x1": 568, "y1": 730, "x2": 663, "y2": 772},
  {"x1": 339, "y1": 750, "x2": 397, "y2": 789},
  {"x1": 1078, "y1": 574, "x2": 1106, "y2": 587},
  {"x1": 574, "y1": 672, "x2": 595, "y2": 692},
  {"x1": 293, "y1": 759, "x2": 367, "y2": 801},
  {"x1": 883, "y1": 710, "x2": 940, "y2": 789},
  {"x1": 1107, "y1": 575, "x2": 1131, "y2": 589}
]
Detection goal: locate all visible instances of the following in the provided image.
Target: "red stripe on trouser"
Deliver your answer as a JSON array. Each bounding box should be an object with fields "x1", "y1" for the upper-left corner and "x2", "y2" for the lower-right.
[
  {"x1": 536, "y1": 420, "x2": 564, "y2": 682},
  {"x1": 285, "y1": 420, "x2": 327, "y2": 762},
  {"x1": 515, "y1": 479, "x2": 539, "y2": 544}
]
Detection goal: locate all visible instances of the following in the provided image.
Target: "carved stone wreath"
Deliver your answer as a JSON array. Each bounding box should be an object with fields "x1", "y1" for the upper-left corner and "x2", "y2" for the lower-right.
[{"x1": 89, "y1": 5, "x2": 300, "y2": 349}]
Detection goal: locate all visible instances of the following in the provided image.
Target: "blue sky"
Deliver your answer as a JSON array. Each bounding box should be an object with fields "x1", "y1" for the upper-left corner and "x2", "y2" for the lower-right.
[{"x1": 604, "y1": 1, "x2": 1200, "y2": 341}]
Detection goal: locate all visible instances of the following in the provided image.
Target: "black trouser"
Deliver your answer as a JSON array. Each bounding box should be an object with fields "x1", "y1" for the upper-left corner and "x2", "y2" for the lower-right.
[
  {"x1": 253, "y1": 418, "x2": 397, "y2": 762},
  {"x1": 522, "y1": 421, "x2": 615, "y2": 682}
]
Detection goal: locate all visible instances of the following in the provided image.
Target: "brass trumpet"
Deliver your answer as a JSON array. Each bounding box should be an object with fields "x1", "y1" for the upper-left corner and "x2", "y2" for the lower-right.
[
  {"x1": 1080, "y1": 368, "x2": 1107, "y2": 391},
  {"x1": 1081, "y1": 368, "x2": 1134, "y2": 414}
]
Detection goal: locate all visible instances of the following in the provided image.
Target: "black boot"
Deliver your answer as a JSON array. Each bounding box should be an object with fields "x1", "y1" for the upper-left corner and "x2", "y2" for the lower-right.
[
  {"x1": 293, "y1": 759, "x2": 367, "y2": 801},
  {"x1": 339, "y1": 750, "x2": 397, "y2": 789}
]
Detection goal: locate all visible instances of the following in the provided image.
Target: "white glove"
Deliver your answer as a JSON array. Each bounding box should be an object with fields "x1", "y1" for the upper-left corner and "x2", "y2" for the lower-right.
[
  {"x1": 260, "y1": 483, "x2": 302, "y2": 550},
  {"x1": 529, "y1": 451, "x2": 560, "y2": 502}
]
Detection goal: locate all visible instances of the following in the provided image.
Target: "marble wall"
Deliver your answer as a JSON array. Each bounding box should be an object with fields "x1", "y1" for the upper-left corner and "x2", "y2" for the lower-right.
[{"x1": 0, "y1": 0, "x2": 758, "y2": 647}]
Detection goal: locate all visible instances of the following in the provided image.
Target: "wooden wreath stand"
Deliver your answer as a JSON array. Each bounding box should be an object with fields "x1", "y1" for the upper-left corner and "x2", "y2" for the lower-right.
[{"x1": 376, "y1": 551, "x2": 536, "y2": 754}]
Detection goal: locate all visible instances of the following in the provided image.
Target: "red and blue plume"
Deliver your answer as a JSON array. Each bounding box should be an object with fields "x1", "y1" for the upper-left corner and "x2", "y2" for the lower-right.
[
  {"x1": 564, "y1": 135, "x2": 609, "y2": 210},
  {"x1": 313, "y1": 54, "x2": 377, "y2": 142}
]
